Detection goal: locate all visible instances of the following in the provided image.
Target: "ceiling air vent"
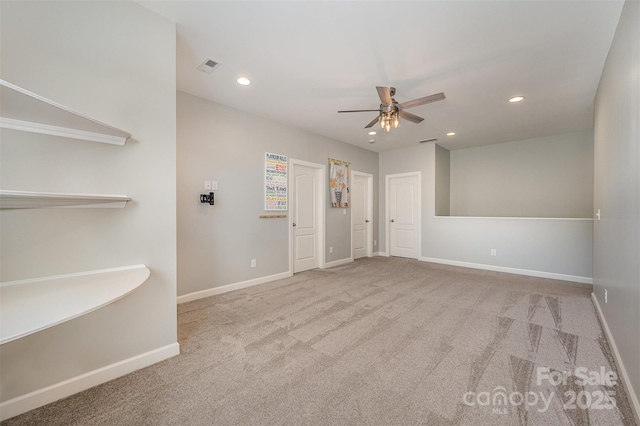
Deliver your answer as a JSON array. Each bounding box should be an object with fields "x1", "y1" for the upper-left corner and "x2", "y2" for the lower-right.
[
  {"x1": 419, "y1": 138, "x2": 438, "y2": 143},
  {"x1": 197, "y1": 58, "x2": 221, "y2": 74}
]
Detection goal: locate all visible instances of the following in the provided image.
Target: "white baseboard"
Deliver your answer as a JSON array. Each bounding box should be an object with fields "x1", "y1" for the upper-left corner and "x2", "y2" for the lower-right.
[
  {"x1": 324, "y1": 258, "x2": 353, "y2": 268},
  {"x1": 0, "y1": 342, "x2": 180, "y2": 422},
  {"x1": 177, "y1": 271, "x2": 291, "y2": 304},
  {"x1": 591, "y1": 293, "x2": 640, "y2": 424},
  {"x1": 419, "y1": 256, "x2": 593, "y2": 285},
  {"x1": 375, "y1": 251, "x2": 389, "y2": 257}
]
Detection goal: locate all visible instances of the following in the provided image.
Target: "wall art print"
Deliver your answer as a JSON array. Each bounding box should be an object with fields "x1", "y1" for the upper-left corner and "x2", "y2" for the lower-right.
[
  {"x1": 329, "y1": 158, "x2": 350, "y2": 208},
  {"x1": 265, "y1": 152, "x2": 287, "y2": 211}
]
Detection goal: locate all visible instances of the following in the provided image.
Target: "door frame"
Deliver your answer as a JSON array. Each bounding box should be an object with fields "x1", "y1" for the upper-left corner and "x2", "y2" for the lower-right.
[
  {"x1": 289, "y1": 158, "x2": 326, "y2": 275},
  {"x1": 384, "y1": 171, "x2": 421, "y2": 258},
  {"x1": 351, "y1": 170, "x2": 374, "y2": 259}
]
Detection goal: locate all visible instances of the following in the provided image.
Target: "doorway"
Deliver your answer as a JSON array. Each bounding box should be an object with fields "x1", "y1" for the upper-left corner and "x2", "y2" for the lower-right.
[
  {"x1": 385, "y1": 172, "x2": 421, "y2": 259},
  {"x1": 351, "y1": 171, "x2": 373, "y2": 259},
  {"x1": 290, "y1": 159, "x2": 325, "y2": 273}
]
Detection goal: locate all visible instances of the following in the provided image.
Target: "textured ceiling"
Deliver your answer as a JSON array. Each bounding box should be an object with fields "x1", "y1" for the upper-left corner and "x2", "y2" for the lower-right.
[{"x1": 139, "y1": 1, "x2": 623, "y2": 152}]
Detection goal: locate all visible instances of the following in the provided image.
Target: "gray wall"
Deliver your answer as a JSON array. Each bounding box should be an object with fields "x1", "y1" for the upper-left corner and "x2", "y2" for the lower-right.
[
  {"x1": 379, "y1": 142, "x2": 593, "y2": 279},
  {"x1": 450, "y1": 130, "x2": 594, "y2": 218},
  {"x1": 434, "y1": 144, "x2": 451, "y2": 216},
  {"x1": 0, "y1": 1, "x2": 177, "y2": 402},
  {"x1": 593, "y1": 0, "x2": 639, "y2": 407},
  {"x1": 177, "y1": 92, "x2": 378, "y2": 297}
]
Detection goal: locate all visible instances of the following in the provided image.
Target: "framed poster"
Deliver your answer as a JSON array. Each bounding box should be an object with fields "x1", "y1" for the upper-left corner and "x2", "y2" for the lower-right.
[
  {"x1": 329, "y1": 158, "x2": 350, "y2": 207},
  {"x1": 265, "y1": 152, "x2": 287, "y2": 211}
]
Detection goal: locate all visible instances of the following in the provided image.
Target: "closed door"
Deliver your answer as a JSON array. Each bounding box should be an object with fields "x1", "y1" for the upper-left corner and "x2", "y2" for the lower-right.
[
  {"x1": 389, "y1": 174, "x2": 419, "y2": 259},
  {"x1": 352, "y1": 173, "x2": 371, "y2": 259},
  {"x1": 293, "y1": 164, "x2": 320, "y2": 272}
]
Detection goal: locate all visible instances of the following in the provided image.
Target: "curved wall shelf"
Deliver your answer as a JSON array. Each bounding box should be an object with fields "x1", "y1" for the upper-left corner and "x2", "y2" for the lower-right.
[
  {"x1": 0, "y1": 265, "x2": 151, "y2": 345},
  {"x1": 0, "y1": 79, "x2": 131, "y2": 145},
  {"x1": 0, "y1": 190, "x2": 131, "y2": 209}
]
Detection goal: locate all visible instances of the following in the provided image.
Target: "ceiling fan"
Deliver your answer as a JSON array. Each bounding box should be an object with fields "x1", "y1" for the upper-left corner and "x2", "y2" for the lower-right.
[{"x1": 338, "y1": 86, "x2": 445, "y2": 132}]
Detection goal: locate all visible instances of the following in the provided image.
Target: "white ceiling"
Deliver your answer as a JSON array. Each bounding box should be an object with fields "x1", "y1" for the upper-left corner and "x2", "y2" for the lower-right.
[{"x1": 139, "y1": 1, "x2": 623, "y2": 152}]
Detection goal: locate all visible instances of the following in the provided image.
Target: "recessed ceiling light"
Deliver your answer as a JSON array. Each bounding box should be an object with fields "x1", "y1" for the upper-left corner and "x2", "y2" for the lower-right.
[
  {"x1": 447, "y1": 132, "x2": 456, "y2": 136},
  {"x1": 508, "y1": 96, "x2": 525, "y2": 103},
  {"x1": 369, "y1": 139, "x2": 375, "y2": 144},
  {"x1": 368, "y1": 131, "x2": 377, "y2": 135},
  {"x1": 236, "y1": 77, "x2": 252, "y2": 86}
]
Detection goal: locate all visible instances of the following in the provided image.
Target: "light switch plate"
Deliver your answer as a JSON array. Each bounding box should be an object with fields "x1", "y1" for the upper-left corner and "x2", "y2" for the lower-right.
[
  {"x1": 211, "y1": 181, "x2": 218, "y2": 191},
  {"x1": 204, "y1": 180, "x2": 212, "y2": 190}
]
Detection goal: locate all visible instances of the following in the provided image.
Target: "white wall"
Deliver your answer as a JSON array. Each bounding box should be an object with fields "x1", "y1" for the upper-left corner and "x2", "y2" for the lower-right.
[
  {"x1": 0, "y1": 0, "x2": 177, "y2": 414},
  {"x1": 593, "y1": 0, "x2": 640, "y2": 414},
  {"x1": 177, "y1": 92, "x2": 378, "y2": 298},
  {"x1": 379, "y1": 142, "x2": 593, "y2": 281},
  {"x1": 449, "y1": 130, "x2": 594, "y2": 218}
]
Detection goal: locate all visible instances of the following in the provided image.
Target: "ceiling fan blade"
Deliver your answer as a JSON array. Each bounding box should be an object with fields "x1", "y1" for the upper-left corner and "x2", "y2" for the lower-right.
[
  {"x1": 399, "y1": 110, "x2": 424, "y2": 124},
  {"x1": 364, "y1": 115, "x2": 380, "y2": 128},
  {"x1": 400, "y1": 92, "x2": 446, "y2": 109},
  {"x1": 376, "y1": 86, "x2": 393, "y2": 106},
  {"x1": 338, "y1": 109, "x2": 382, "y2": 113}
]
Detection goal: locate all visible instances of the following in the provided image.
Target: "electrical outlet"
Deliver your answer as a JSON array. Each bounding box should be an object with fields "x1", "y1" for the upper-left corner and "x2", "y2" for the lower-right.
[
  {"x1": 491, "y1": 249, "x2": 497, "y2": 256},
  {"x1": 343, "y1": 209, "x2": 346, "y2": 215},
  {"x1": 374, "y1": 240, "x2": 377, "y2": 246},
  {"x1": 329, "y1": 247, "x2": 333, "y2": 254},
  {"x1": 204, "y1": 180, "x2": 212, "y2": 190},
  {"x1": 251, "y1": 259, "x2": 256, "y2": 268},
  {"x1": 605, "y1": 289, "x2": 608, "y2": 303}
]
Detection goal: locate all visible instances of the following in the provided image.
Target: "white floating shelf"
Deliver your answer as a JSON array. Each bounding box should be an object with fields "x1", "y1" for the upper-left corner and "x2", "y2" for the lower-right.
[
  {"x1": 0, "y1": 265, "x2": 151, "y2": 345},
  {"x1": 0, "y1": 79, "x2": 131, "y2": 145},
  {"x1": 0, "y1": 190, "x2": 131, "y2": 209}
]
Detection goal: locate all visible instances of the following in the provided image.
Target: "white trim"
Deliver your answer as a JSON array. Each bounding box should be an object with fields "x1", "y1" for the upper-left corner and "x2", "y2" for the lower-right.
[
  {"x1": 177, "y1": 271, "x2": 290, "y2": 304},
  {"x1": 324, "y1": 258, "x2": 353, "y2": 268},
  {"x1": 289, "y1": 158, "x2": 326, "y2": 273},
  {"x1": 419, "y1": 256, "x2": 593, "y2": 285},
  {"x1": 385, "y1": 171, "x2": 422, "y2": 260},
  {"x1": 372, "y1": 251, "x2": 383, "y2": 257},
  {"x1": 351, "y1": 171, "x2": 374, "y2": 260},
  {"x1": 433, "y1": 215, "x2": 594, "y2": 222},
  {"x1": 591, "y1": 293, "x2": 640, "y2": 424},
  {"x1": 0, "y1": 342, "x2": 179, "y2": 422},
  {"x1": 0, "y1": 117, "x2": 127, "y2": 145}
]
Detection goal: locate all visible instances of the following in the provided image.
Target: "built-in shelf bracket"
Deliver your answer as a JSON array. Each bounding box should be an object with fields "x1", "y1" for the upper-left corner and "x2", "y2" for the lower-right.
[
  {"x1": 0, "y1": 79, "x2": 131, "y2": 145},
  {"x1": 0, "y1": 190, "x2": 131, "y2": 209},
  {"x1": 0, "y1": 265, "x2": 151, "y2": 345}
]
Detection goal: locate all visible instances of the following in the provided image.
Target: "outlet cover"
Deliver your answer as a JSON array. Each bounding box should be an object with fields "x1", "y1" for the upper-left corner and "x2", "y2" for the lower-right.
[
  {"x1": 251, "y1": 259, "x2": 256, "y2": 268},
  {"x1": 204, "y1": 180, "x2": 212, "y2": 190}
]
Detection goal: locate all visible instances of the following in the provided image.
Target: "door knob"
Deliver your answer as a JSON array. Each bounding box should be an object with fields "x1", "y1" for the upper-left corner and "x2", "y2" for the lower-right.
[
  {"x1": 293, "y1": 223, "x2": 297, "y2": 227},
  {"x1": 365, "y1": 220, "x2": 369, "y2": 223},
  {"x1": 390, "y1": 219, "x2": 395, "y2": 222}
]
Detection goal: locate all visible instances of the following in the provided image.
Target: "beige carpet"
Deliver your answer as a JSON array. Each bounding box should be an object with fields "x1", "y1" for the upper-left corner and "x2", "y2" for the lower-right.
[{"x1": 4, "y1": 257, "x2": 637, "y2": 425}]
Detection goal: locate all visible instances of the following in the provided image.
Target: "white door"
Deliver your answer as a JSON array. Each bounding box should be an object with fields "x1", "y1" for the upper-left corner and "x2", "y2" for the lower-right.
[
  {"x1": 352, "y1": 172, "x2": 372, "y2": 259},
  {"x1": 388, "y1": 174, "x2": 420, "y2": 259},
  {"x1": 293, "y1": 163, "x2": 320, "y2": 272}
]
